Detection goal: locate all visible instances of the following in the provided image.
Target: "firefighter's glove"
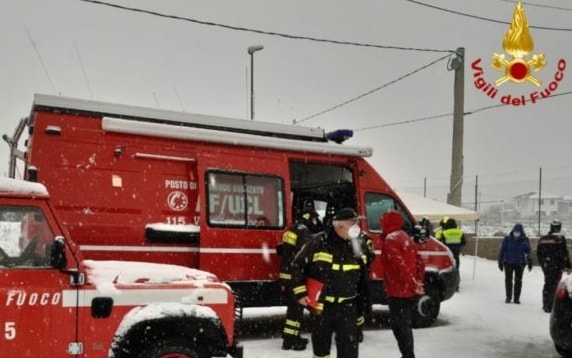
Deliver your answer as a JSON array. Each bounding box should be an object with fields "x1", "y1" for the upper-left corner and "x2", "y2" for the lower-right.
[
  {"x1": 498, "y1": 263, "x2": 504, "y2": 272},
  {"x1": 275, "y1": 243, "x2": 284, "y2": 256},
  {"x1": 279, "y1": 279, "x2": 289, "y2": 293}
]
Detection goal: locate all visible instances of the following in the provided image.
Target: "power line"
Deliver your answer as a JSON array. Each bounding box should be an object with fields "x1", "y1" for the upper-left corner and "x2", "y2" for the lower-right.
[
  {"x1": 294, "y1": 54, "x2": 452, "y2": 124},
  {"x1": 74, "y1": 41, "x2": 93, "y2": 99},
  {"x1": 497, "y1": 0, "x2": 572, "y2": 12},
  {"x1": 355, "y1": 111, "x2": 452, "y2": 131},
  {"x1": 25, "y1": 27, "x2": 58, "y2": 95},
  {"x1": 406, "y1": 0, "x2": 572, "y2": 32},
  {"x1": 353, "y1": 90, "x2": 572, "y2": 131},
  {"x1": 77, "y1": 0, "x2": 454, "y2": 53}
]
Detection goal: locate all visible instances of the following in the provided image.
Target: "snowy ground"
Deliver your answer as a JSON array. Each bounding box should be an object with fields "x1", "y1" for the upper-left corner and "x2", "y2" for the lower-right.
[{"x1": 234, "y1": 255, "x2": 562, "y2": 358}]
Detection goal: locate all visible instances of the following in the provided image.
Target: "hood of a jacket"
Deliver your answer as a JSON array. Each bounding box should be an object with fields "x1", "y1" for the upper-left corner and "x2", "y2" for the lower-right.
[
  {"x1": 380, "y1": 210, "x2": 404, "y2": 234},
  {"x1": 511, "y1": 223, "x2": 524, "y2": 237}
]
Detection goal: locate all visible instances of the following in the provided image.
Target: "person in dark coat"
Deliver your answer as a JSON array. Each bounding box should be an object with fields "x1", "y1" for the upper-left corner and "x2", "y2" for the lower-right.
[
  {"x1": 290, "y1": 208, "x2": 370, "y2": 358},
  {"x1": 498, "y1": 223, "x2": 532, "y2": 304},
  {"x1": 278, "y1": 209, "x2": 323, "y2": 350},
  {"x1": 537, "y1": 220, "x2": 572, "y2": 312},
  {"x1": 379, "y1": 210, "x2": 425, "y2": 358}
]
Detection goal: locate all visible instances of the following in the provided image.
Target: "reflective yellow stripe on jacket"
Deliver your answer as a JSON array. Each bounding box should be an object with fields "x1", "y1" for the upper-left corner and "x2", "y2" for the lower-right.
[
  {"x1": 332, "y1": 263, "x2": 361, "y2": 272},
  {"x1": 313, "y1": 252, "x2": 333, "y2": 263},
  {"x1": 283, "y1": 230, "x2": 298, "y2": 246},
  {"x1": 442, "y1": 227, "x2": 463, "y2": 244}
]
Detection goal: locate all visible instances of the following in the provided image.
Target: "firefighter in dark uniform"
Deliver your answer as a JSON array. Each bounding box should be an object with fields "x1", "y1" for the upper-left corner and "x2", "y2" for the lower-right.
[
  {"x1": 278, "y1": 209, "x2": 323, "y2": 350},
  {"x1": 290, "y1": 208, "x2": 370, "y2": 358},
  {"x1": 537, "y1": 220, "x2": 572, "y2": 312}
]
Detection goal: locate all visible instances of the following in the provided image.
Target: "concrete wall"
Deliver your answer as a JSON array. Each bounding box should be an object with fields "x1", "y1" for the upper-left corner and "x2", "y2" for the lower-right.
[{"x1": 463, "y1": 235, "x2": 572, "y2": 265}]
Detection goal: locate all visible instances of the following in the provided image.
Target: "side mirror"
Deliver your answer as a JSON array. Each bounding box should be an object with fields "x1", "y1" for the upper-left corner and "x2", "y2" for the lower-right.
[
  {"x1": 412, "y1": 225, "x2": 429, "y2": 243},
  {"x1": 50, "y1": 236, "x2": 67, "y2": 269}
]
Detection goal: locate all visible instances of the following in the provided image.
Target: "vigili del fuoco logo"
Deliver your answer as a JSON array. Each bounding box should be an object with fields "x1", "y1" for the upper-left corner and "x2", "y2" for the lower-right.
[{"x1": 471, "y1": 1, "x2": 566, "y2": 106}]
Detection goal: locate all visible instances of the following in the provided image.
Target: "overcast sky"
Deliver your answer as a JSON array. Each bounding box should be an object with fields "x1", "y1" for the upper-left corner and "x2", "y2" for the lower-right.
[{"x1": 2, "y1": 0, "x2": 571, "y2": 207}]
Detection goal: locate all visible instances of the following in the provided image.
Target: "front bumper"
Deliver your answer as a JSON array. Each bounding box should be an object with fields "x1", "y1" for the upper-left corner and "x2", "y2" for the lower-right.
[{"x1": 440, "y1": 266, "x2": 459, "y2": 301}]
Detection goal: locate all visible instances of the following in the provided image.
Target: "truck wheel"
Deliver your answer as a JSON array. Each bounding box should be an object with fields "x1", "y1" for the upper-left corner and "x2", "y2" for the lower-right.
[
  {"x1": 412, "y1": 285, "x2": 440, "y2": 328},
  {"x1": 139, "y1": 338, "x2": 208, "y2": 358}
]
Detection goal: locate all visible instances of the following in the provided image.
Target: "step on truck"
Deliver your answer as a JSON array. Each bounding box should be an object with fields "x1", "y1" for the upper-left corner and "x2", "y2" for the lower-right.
[
  {"x1": 0, "y1": 177, "x2": 242, "y2": 357},
  {"x1": 5, "y1": 93, "x2": 459, "y2": 327}
]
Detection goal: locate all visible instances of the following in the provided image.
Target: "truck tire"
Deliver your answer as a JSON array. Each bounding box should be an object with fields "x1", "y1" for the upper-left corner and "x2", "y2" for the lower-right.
[
  {"x1": 139, "y1": 338, "x2": 208, "y2": 358},
  {"x1": 412, "y1": 284, "x2": 440, "y2": 328}
]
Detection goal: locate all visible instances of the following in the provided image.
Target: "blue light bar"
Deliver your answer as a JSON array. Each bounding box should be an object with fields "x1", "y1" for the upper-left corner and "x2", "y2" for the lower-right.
[{"x1": 326, "y1": 129, "x2": 353, "y2": 144}]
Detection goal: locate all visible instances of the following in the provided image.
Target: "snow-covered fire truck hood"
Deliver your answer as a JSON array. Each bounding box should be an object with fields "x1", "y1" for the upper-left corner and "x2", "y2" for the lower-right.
[{"x1": 83, "y1": 260, "x2": 219, "y2": 289}]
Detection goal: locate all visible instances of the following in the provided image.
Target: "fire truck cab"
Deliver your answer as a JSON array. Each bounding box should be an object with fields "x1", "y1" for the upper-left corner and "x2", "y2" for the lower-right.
[
  {"x1": 5, "y1": 94, "x2": 458, "y2": 327},
  {"x1": 0, "y1": 177, "x2": 241, "y2": 357}
]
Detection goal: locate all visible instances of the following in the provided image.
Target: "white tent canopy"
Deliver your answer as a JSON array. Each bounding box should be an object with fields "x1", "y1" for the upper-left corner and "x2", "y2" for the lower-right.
[{"x1": 397, "y1": 192, "x2": 479, "y2": 222}]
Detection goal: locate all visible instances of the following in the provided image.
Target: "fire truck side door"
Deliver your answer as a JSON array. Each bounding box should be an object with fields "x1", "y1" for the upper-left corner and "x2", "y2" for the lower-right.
[{"x1": 0, "y1": 205, "x2": 78, "y2": 357}]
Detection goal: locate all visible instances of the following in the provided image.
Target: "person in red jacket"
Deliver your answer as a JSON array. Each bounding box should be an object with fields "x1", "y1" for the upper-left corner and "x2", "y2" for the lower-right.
[{"x1": 379, "y1": 210, "x2": 425, "y2": 358}]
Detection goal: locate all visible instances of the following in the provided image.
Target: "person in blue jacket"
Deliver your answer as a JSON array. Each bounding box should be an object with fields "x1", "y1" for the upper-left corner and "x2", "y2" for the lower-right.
[{"x1": 498, "y1": 223, "x2": 533, "y2": 304}]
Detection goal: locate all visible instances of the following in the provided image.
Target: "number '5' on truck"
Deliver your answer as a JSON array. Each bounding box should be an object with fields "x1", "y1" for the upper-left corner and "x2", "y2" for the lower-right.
[{"x1": 5, "y1": 94, "x2": 459, "y2": 327}]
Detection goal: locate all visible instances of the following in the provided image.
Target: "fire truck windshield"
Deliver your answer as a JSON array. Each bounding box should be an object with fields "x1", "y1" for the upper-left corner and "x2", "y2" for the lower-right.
[{"x1": 0, "y1": 206, "x2": 54, "y2": 267}]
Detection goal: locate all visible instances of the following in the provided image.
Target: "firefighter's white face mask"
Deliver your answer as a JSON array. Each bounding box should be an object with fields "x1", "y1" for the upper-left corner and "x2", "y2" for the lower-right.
[{"x1": 348, "y1": 224, "x2": 361, "y2": 240}]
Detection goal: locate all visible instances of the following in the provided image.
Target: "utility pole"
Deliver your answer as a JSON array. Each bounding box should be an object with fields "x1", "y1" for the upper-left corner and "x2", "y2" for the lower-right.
[
  {"x1": 447, "y1": 47, "x2": 465, "y2": 207},
  {"x1": 538, "y1": 167, "x2": 542, "y2": 236}
]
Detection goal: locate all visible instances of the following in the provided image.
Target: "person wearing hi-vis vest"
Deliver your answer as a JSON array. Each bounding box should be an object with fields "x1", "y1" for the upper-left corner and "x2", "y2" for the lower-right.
[
  {"x1": 290, "y1": 208, "x2": 370, "y2": 358},
  {"x1": 437, "y1": 217, "x2": 465, "y2": 290}
]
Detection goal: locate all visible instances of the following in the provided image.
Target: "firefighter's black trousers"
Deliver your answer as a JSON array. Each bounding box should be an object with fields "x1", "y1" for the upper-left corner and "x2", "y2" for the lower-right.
[
  {"x1": 388, "y1": 296, "x2": 417, "y2": 358},
  {"x1": 309, "y1": 300, "x2": 359, "y2": 358},
  {"x1": 282, "y1": 292, "x2": 305, "y2": 339},
  {"x1": 542, "y1": 268, "x2": 562, "y2": 311}
]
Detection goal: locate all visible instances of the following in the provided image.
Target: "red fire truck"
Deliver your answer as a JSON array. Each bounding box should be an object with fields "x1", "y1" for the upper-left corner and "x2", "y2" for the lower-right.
[
  {"x1": 0, "y1": 176, "x2": 241, "y2": 357},
  {"x1": 5, "y1": 94, "x2": 458, "y2": 327}
]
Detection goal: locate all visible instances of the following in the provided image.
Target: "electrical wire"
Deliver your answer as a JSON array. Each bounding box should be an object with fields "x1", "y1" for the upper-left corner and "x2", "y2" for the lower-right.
[
  {"x1": 294, "y1": 53, "x2": 453, "y2": 124},
  {"x1": 406, "y1": 0, "x2": 572, "y2": 32},
  {"x1": 25, "y1": 27, "x2": 58, "y2": 95},
  {"x1": 353, "y1": 89, "x2": 572, "y2": 131},
  {"x1": 77, "y1": 0, "x2": 454, "y2": 53},
  {"x1": 497, "y1": 0, "x2": 572, "y2": 12}
]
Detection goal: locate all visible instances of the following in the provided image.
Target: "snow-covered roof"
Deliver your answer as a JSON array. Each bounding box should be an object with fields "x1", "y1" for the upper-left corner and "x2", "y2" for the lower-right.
[
  {"x1": 397, "y1": 191, "x2": 479, "y2": 221},
  {"x1": 526, "y1": 192, "x2": 562, "y2": 199},
  {"x1": 33, "y1": 93, "x2": 325, "y2": 141},
  {"x1": 0, "y1": 176, "x2": 48, "y2": 196}
]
